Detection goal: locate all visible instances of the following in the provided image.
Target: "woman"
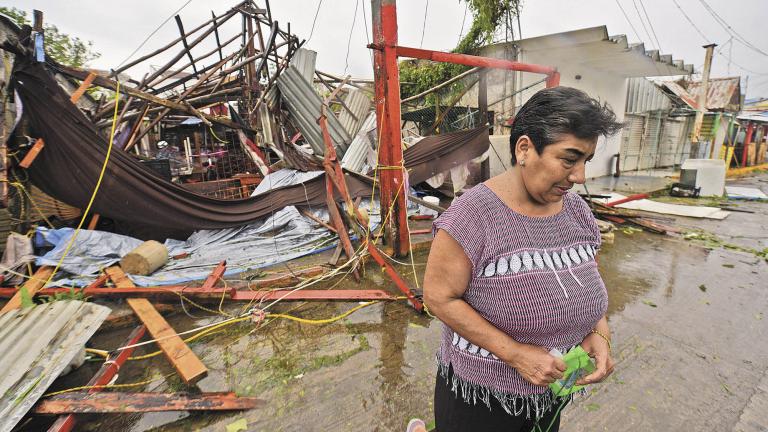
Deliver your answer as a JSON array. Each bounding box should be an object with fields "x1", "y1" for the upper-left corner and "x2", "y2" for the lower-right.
[{"x1": 423, "y1": 87, "x2": 622, "y2": 432}]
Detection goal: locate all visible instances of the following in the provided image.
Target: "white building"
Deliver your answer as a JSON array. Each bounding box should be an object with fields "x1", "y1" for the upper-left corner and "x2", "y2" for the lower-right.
[{"x1": 462, "y1": 26, "x2": 692, "y2": 178}]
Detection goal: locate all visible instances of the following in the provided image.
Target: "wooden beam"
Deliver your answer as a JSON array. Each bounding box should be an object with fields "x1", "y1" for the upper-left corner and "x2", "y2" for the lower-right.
[
  {"x1": 1, "y1": 266, "x2": 53, "y2": 313},
  {"x1": 18, "y1": 138, "x2": 45, "y2": 169},
  {"x1": 174, "y1": 15, "x2": 199, "y2": 78},
  {"x1": 104, "y1": 266, "x2": 134, "y2": 288},
  {"x1": 34, "y1": 392, "x2": 262, "y2": 414},
  {"x1": 69, "y1": 72, "x2": 97, "y2": 104},
  {"x1": 104, "y1": 265, "x2": 208, "y2": 385},
  {"x1": 55, "y1": 65, "x2": 250, "y2": 132},
  {"x1": 110, "y1": 6, "x2": 239, "y2": 76},
  {"x1": 298, "y1": 208, "x2": 338, "y2": 234},
  {"x1": 126, "y1": 298, "x2": 208, "y2": 385},
  {"x1": 86, "y1": 213, "x2": 100, "y2": 230}
]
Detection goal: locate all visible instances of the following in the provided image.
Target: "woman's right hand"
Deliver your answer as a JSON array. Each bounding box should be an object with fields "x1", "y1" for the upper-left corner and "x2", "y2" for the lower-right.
[{"x1": 503, "y1": 344, "x2": 567, "y2": 387}]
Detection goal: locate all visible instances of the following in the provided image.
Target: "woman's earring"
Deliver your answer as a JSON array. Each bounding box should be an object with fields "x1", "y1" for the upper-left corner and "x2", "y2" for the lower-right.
[{"x1": 520, "y1": 159, "x2": 526, "y2": 166}]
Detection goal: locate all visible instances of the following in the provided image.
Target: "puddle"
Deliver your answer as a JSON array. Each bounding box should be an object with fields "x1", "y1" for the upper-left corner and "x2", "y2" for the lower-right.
[{"x1": 27, "y1": 230, "x2": 745, "y2": 431}]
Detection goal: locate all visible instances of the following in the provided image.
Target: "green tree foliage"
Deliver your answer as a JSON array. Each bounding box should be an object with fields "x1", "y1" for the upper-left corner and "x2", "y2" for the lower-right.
[
  {"x1": 0, "y1": 6, "x2": 100, "y2": 68},
  {"x1": 399, "y1": 0, "x2": 520, "y2": 100}
]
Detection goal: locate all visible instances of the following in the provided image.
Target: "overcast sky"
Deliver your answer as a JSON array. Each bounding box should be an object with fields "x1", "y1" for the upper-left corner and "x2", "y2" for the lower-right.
[{"x1": 7, "y1": 0, "x2": 768, "y2": 98}]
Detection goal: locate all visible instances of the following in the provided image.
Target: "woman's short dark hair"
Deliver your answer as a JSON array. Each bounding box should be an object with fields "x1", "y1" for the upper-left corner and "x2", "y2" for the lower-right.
[{"x1": 509, "y1": 86, "x2": 623, "y2": 165}]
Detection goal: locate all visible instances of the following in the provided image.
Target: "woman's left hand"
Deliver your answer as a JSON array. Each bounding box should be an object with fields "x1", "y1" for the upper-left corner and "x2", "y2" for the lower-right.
[{"x1": 576, "y1": 332, "x2": 615, "y2": 385}]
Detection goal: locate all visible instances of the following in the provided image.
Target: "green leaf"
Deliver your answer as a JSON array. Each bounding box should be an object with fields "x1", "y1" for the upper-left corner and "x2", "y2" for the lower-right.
[
  {"x1": 19, "y1": 287, "x2": 35, "y2": 309},
  {"x1": 226, "y1": 418, "x2": 248, "y2": 432},
  {"x1": 641, "y1": 300, "x2": 657, "y2": 308},
  {"x1": 698, "y1": 284, "x2": 707, "y2": 292},
  {"x1": 585, "y1": 403, "x2": 601, "y2": 412}
]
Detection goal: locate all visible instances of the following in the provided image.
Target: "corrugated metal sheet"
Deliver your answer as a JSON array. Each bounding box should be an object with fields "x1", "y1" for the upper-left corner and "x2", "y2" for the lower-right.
[
  {"x1": 626, "y1": 78, "x2": 672, "y2": 113},
  {"x1": 337, "y1": 89, "x2": 372, "y2": 137},
  {"x1": 621, "y1": 114, "x2": 645, "y2": 171},
  {"x1": 640, "y1": 112, "x2": 664, "y2": 170},
  {"x1": 257, "y1": 88, "x2": 279, "y2": 148},
  {"x1": 659, "y1": 118, "x2": 686, "y2": 167},
  {"x1": 0, "y1": 300, "x2": 111, "y2": 431},
  {"x1": 289, "y1": 48, "x2": 317, "y2": 83},
  {"x1": 341, "y1": 112, "x2": 377, "y2": 172},
  {"x1": 277, "y1": 66, "x2": 352, "y2": 156},
  {"x1": 662, "y1": 77, "x2": 741, "y2": 111}
]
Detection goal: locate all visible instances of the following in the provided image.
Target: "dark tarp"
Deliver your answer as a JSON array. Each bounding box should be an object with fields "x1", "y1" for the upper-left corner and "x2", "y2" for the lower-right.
[{"x1": 10, "y1": 57, "x2": 489, "y2": 239}]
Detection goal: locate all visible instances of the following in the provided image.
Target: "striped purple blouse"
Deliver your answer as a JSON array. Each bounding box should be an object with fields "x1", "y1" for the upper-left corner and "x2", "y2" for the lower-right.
[{"x1": 433, "y1": 183, "x2": 607, "y2": 417}]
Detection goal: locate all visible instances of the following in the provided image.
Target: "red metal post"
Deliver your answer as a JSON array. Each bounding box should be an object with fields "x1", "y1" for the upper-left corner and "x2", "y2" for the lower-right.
[
  {"x1": 47, "y1": 325, "x2": 147, "y2": 432},
  {"x1": 742, "y1": 122, "x2": 754, "y2": 167},
  {"x1": 372, "y1": 0, "x2": 410, "y2": 257}
]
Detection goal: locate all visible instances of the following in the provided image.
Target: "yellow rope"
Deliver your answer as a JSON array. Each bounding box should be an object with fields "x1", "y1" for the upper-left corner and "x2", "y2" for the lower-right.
[
  {"x1": 42, "y1": 373, "x2": 174, "y2": 398},
  {"x1": 268, "y1": 301, "x2": 377, "y2": 325},
  {"x1": 1, "y1": 180, "x2": 54, "y2": 228},
  {"x1": 43, "y1": 80, "x2": 122, "y2": 287},
  {"x1": 208, "y1": 126, "x2": 229, "y2": 143},
  {"x1": 86, "y1": 301, "x2": 381, "y2": 362}
]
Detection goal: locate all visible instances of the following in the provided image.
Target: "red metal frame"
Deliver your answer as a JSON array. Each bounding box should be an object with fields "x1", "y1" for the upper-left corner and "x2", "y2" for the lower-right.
[
  {"x1": 370, "y1": 0, "x2": 560, "y2": 257},
  {"x1": 47, "y1": 325, "x2": 147, "y2": 432},
  {"x1": 319, "y1": 104, "x2": 423, "y2": 311},
  {"x1": 201, "y1": 260, "x2": 227, "y2": 290}
]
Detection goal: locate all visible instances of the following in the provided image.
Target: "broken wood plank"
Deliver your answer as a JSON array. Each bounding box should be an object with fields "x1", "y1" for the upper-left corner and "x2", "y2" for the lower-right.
[
  {"x1": 86, "y1": 213, "x2": 100, "y2": 230},
  {"x1": 69, "y1": 72, "x2": 97, "y2": 104},
  {"x1": 104, "y1": 266, "x2": 134, "y2": 288},
  {"x1": 126, "y1": 298, "x2": 208, "y2": 385},
  {"x1": 35, "y1": 392, "x2": 262, "y2": 414},
  {"x1": 47, "y1": 326, "x2": 147, "y2": 432},
  {"x1": 298, "y1": 208, "x2": 337, "y2": 234},
  {"x1": 408, "y1": 194, "x2": 446, "y2": 213},
  {"x1": 328, "y1": 243, "x2": 344, "y2": 266},
  {"x1": 56, "y1": 65, "x2": 250, "y2": 132},
  {"x1": 1, "y1": 266, "x2": 53, "y2": 313},
  {"x1": 101, "y1": 304, "x2": 175, "y2": 332},
  {"x1": 19, "y1": 138, "x2": 45, "y2": 169}
]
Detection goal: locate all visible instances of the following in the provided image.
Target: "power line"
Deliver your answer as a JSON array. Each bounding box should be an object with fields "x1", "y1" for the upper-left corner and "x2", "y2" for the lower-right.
[
  {"x1": 457, "y1": 2, "x2": 468, "y2": 46},
  {"x1": 638, "y1": 0, "x2": 662, "y2": 52},
  {"x1": 671, "y1": 0, "x2": 709, "y2": 43},
  {"x1": 306, "y1": 0, "x2": 323, "y2": 43},
  {"x1": 360, "y1": 0, "x2": 373, "y2": 68},
  {"x1": 697, "y1": 0, "x2": 768, "y2": 58},
  {"x1": 343, "y1": 0, "x2": 359, "y2": 75},
  {"x1": 671, "y1": 0, "x2": 766, "y2": 77},
  {"x1": 614, "y1": 0, "x2": 641, "y2": 42},
  {"x1": 115, "y1": 0, "x2": 193, "y2": 70},
  {"x1": 631, "y1": 0, "x2": 656, "y2": 49},
  {"x1": 420, "y1": 0, "x2": 429, "y2": 48}
]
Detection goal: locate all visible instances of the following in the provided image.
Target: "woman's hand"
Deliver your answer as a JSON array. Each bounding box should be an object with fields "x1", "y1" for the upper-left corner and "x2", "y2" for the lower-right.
[
  {"x1": 576, "y1": 331, "x2": 615, "y2": 385},
  {"x1": 504, "y1": 344, "x2": 567, "y2": 387}
]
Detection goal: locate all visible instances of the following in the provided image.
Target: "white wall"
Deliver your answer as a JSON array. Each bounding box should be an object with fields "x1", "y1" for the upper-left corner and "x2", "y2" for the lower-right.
[{"x1": 515, "y1": 49, "x2": 628, "y2": 178}]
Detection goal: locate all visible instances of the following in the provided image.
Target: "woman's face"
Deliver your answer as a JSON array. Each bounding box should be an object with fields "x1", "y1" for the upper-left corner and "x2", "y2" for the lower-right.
[{"x1": 516, "y1": 134, "x2": 597, "y2": 205}]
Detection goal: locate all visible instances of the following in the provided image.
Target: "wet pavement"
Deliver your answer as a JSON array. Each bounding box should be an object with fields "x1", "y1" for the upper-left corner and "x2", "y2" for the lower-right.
[{"x1": 30, "y1": 174, "x2": 768, "y2": 431}]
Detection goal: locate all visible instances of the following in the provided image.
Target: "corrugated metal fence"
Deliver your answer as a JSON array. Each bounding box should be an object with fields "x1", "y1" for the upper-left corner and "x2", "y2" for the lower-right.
[{"x1": 620, "y1": 111, "x2": 692, "y2": 171}]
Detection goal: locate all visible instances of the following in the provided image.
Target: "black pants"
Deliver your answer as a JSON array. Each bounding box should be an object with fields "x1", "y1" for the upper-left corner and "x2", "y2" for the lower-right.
[{"x1": 434, "y1": 368, "x2": 567, "y2": 432}]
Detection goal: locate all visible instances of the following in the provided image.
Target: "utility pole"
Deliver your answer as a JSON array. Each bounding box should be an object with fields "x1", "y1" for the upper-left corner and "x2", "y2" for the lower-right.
[{"x1": 692, "y1": 43, "x2": 716, "y2": 152}]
